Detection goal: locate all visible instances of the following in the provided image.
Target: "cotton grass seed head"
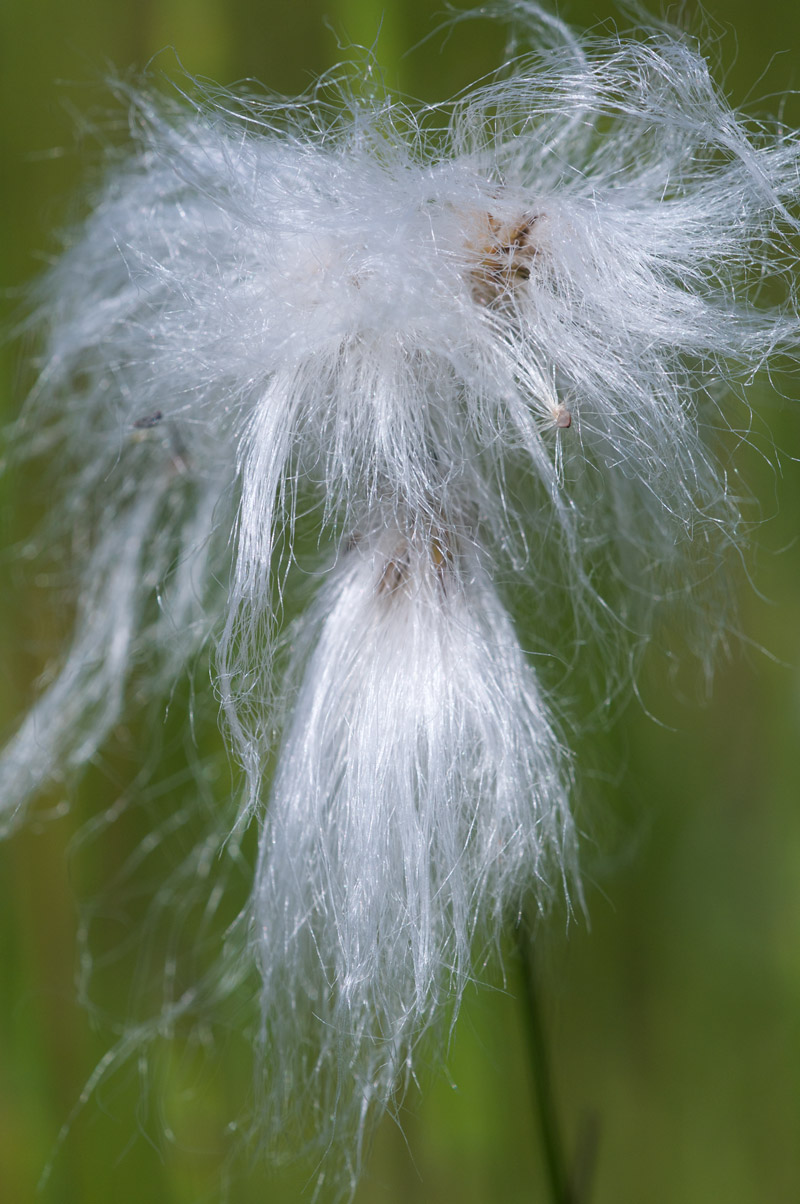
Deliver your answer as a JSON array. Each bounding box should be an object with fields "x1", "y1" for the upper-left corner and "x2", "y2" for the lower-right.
[
  {"x1": 255, "y1": 518, "x2": 575, "y2": 1180},
  {"x1": 2, "y1": 3, "x2": 799, "y2": 1197}
]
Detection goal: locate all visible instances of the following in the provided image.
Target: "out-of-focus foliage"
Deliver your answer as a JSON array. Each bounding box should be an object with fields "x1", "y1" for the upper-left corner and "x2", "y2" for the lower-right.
[{"x1": 1, "y1": 2, "x2": 799, "y2": 1202}]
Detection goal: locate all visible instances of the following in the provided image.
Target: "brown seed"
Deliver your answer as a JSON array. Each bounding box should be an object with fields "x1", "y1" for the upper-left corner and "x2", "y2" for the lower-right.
[
  {"x1": 378, "y1": 556, "x2": 407, "y2": 596},
  {"x1": 132, "y1": 410, "x2": 163, "y2": 429},
  {"x1": 467, "y1": 211, "x2": 540, "y2": 305}
]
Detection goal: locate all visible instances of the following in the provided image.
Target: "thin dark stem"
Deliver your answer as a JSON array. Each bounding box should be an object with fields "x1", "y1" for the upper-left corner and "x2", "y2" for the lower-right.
[{"x1": 515, "y1": 923, "x2": 574, "y2": 1204}]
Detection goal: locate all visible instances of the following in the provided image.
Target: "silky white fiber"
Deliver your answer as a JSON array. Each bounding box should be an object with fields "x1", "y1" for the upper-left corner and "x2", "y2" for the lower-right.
[{"x1": 2, "y1": 4, "x2": 799, "y2": 1197}]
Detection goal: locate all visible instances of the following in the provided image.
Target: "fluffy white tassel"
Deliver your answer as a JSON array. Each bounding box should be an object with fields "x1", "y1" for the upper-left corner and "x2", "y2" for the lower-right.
[
  {"x1": 255, "y1": 519, "x2": 575, "y2": 1184},
  {"x1": 2, "y1": 3, "x2": 798, "y2": 1194}
]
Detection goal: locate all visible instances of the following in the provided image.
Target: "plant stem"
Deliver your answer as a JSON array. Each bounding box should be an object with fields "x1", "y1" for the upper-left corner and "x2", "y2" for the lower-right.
[{"x1": 516, "y1": 923, "x2": 574, "y2": 1204}]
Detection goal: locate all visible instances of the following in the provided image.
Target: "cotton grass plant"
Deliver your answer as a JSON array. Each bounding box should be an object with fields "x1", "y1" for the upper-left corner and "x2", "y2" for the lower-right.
[{"x1": 2, "y1": 3, "x2": 799, "y2": 1198}]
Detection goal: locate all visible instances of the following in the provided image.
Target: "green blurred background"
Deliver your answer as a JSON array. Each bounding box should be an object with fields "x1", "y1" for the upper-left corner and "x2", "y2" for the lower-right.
[{"x1": 2, "y1": 2, "x2": 800, "y2": 1202}]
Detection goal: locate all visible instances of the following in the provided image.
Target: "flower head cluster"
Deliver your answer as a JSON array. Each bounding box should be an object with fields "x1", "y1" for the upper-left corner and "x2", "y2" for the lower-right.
[{"x1": 3, "y1": 3, "x2": 798, "y2": 1195}]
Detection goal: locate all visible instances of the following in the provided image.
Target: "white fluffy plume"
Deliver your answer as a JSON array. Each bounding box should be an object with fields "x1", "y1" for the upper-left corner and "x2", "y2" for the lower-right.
[
  {"x1": 256, "y1": 519, "x2": 574, "y2": 1181},
  {"x1": 2, "y1": 2, "x2": 799, "y2": 1194}
]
